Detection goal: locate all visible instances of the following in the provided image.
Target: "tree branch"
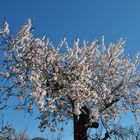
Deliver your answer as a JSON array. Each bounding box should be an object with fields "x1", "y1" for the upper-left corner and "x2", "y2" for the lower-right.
[{"x1": 100, "y1": 81, "x2": 124, "y2": 113}]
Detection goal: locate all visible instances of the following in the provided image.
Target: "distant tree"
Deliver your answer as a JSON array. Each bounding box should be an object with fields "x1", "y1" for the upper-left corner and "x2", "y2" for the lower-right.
[
  {"x1": 111, "y1": 126, "x2": 140, "y2": 140},
  {"x1": 0, "y1": 115, "x2": 15, "y2": 139},
  {"x1": 12, "y1": 129, "x2": 29, "y2": 140},
  {"x1": 0, "y1": 20, "x2": 140, "y2": 140},
  {"x1": 88, "y1": 125, "x2": 140, "y2": 140},
  {"x1": 0, "y1": 115, "x2": 29, "y2": 140}
]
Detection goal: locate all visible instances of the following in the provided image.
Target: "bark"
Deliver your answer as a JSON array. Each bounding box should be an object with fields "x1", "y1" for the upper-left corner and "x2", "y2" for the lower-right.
[
  {"x1": 78, "y1": 111, "x2": 88, "y2": 140},
  {"x1": 73, "y1": 114, "x2": 79, "y2": 140},
  {"x1": 73, "y1": 106, "x2": 99, "y2": 140}
]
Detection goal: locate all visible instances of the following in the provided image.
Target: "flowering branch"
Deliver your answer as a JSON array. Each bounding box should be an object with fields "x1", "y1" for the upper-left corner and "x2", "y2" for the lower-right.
[{"x1": 0, "y1": 20, "x2": 139, "y2": 132}]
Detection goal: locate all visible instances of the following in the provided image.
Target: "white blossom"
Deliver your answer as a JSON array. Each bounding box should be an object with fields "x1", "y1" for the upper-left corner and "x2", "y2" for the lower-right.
[{"x1": 0, "y1": 19, "x2": 140, "y2": 132}]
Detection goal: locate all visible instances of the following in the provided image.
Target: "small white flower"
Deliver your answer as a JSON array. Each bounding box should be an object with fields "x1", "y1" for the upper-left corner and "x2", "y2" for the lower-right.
[
  {"x1": 3, "y1": 22, "x2": 9, "y2": 34},
  {"x1": 53, "y1": 76, "x2": 57, "y2": 81}
]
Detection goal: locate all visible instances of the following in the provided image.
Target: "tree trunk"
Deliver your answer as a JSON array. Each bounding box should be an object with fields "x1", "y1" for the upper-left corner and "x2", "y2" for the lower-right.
[
  {"x1": 73, "y1": 112, "x2": 88, "y2": 140},
  {"x1": 73, "y1": 114, "x2": 79, "y2": 140},
  {"x1": 78, "y1": 109, "x2": 89, "y2": 140},
  {"x1": 73, "y1": 106, "x2": 99, "y2": 140}
]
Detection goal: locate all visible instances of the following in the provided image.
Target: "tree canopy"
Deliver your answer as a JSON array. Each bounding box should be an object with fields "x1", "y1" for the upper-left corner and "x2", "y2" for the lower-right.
[{"x1": 0, "y1": 20, "x2": 140, "y2": 139}]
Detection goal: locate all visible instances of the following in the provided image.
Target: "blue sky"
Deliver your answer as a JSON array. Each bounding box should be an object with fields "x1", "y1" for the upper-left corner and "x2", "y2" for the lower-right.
[{"x1": 0, "y1": 0, "x2": 140, "y2": 139}]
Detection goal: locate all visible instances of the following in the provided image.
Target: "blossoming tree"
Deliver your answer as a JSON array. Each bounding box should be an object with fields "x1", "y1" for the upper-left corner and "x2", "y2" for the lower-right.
[{"x1": 0, "y1": 20, "x2": 140, "y2": 140}]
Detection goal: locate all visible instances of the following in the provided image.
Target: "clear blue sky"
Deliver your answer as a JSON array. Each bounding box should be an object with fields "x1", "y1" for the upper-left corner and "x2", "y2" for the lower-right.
[{"x1": 0, "y1": 0, "x2": 140, "y2": 139}]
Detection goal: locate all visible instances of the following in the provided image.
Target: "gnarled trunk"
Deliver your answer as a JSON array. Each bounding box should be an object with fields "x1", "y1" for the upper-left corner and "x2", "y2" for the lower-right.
[{"x1": 73, "y1": 106, "x2": 99, "y2": 140}]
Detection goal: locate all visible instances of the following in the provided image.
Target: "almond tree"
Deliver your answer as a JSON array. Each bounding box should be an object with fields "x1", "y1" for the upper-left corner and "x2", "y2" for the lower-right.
[{"x1": 0, "y1": 20, "x2": 140, "y2": 140}]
